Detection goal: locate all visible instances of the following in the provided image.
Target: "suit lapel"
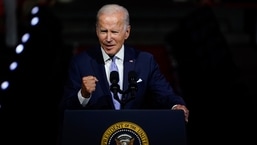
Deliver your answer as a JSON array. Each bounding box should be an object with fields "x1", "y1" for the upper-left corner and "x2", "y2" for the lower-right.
[
  {"x1": 123, "y1": 46, "x2": 137, "y2": 91},
  {"x1": 88, "y1": 47, "x2": 110, "y2": 95}
]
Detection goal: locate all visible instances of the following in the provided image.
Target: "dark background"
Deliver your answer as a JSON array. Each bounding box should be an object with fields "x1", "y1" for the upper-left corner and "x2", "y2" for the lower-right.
[{"x1": 0, "y1": 0, "x2": 256, "y2": 145}]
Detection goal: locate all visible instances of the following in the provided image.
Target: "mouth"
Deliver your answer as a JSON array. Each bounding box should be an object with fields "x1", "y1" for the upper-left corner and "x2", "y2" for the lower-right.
[{"x1": 104, "y1": 44, "x2": 115, "y2": 50}]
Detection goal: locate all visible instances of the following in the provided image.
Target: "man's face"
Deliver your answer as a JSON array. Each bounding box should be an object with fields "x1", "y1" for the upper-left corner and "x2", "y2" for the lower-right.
[{"x1": 96, "y1": 13, "x2": 130, "y2": 56}]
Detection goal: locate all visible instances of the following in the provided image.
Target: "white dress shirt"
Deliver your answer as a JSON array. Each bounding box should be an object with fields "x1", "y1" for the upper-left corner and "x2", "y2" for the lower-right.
[{"x1": 78, "y1": 45, "x2": 125, "y2": 109}]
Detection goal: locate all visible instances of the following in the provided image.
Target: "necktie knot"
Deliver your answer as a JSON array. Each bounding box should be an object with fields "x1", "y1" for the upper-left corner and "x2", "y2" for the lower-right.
[{"x1": 110, "y1": 56, "x2": 118, "y2": 72}]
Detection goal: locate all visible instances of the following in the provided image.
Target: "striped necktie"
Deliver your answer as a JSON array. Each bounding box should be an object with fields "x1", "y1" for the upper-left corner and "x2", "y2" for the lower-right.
[{"x1": 110, "y1": 56, "x2": 121, "y2": 109}]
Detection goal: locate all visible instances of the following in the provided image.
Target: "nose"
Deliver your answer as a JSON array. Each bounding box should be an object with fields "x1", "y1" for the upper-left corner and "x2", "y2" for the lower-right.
[{"x1": 106, "y1": 32, "x2": 112, "y2": 42}]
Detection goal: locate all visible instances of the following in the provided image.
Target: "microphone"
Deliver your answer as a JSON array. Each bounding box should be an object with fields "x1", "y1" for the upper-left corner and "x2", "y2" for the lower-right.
[
  {"x1": 110, "y1": 71, "x2": 119, "y2": 84},
  {"x1": 128, "y1": 71, "x2": 137, "y2": 85},
  {"x1": 110, "y1": 71, "x2": 122, "y2": 103},
  {"x1": 128, "y1": 71, "x2": 138, "y2": 99}
]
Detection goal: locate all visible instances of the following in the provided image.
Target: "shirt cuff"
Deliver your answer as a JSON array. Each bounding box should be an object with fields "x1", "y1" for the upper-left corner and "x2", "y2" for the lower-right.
[
  {"x1": 78, "y1": 89, "x2": 91, "y2": 106},
  {"x1": 171, "y1": 104, "x2": 178, "y2": 110}
]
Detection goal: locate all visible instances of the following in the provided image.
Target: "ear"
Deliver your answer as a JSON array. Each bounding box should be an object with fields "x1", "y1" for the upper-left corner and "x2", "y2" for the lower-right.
[{"x1": 125, "y1": 25, "x2": 131, "y2": 39}]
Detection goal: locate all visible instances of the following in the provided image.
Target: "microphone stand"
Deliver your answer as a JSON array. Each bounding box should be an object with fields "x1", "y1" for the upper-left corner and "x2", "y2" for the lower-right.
[
  {"x1": 118, "y1": 85, "x2": 137, "y2": 109},
  {"x1": 111, "y1": 87, "x2": 135, "y2": 110},
  {"x1": 110, "y1": 71, "x2": 138, "y2": 109},
  {"x1": 110, "y1": 83, "x2": 122, "y2": 105}
]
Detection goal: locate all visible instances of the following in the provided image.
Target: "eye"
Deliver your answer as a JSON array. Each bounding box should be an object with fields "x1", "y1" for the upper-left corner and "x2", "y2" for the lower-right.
[
  {"x1": 100, "y1": 30, "x2": 107, "y2": 33},
  {"x1": 111, "y1": 31, "x2": 119, "y2": 34}
]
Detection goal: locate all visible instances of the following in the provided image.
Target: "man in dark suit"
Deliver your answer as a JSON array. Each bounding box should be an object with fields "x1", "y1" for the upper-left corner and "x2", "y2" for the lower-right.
[{"x1": 59, "y1": 4, "x2": 189, "y2": 122}]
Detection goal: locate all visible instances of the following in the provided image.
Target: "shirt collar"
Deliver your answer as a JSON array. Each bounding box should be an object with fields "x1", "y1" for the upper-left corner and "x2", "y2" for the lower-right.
[{"x1": 101, "y1": 45, "x2": 124, "y2": 62}]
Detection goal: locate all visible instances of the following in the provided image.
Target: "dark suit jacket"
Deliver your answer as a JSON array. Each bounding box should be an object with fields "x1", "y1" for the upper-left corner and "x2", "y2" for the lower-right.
[{"x1": 59, "y1": 45, "x2": 186, "y2": 110}]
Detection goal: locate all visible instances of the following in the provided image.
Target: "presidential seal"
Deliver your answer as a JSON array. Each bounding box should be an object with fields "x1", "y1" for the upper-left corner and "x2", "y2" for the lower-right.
[{"x1": 101, "y1": 121, "x2": 149, "y2": 145}]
